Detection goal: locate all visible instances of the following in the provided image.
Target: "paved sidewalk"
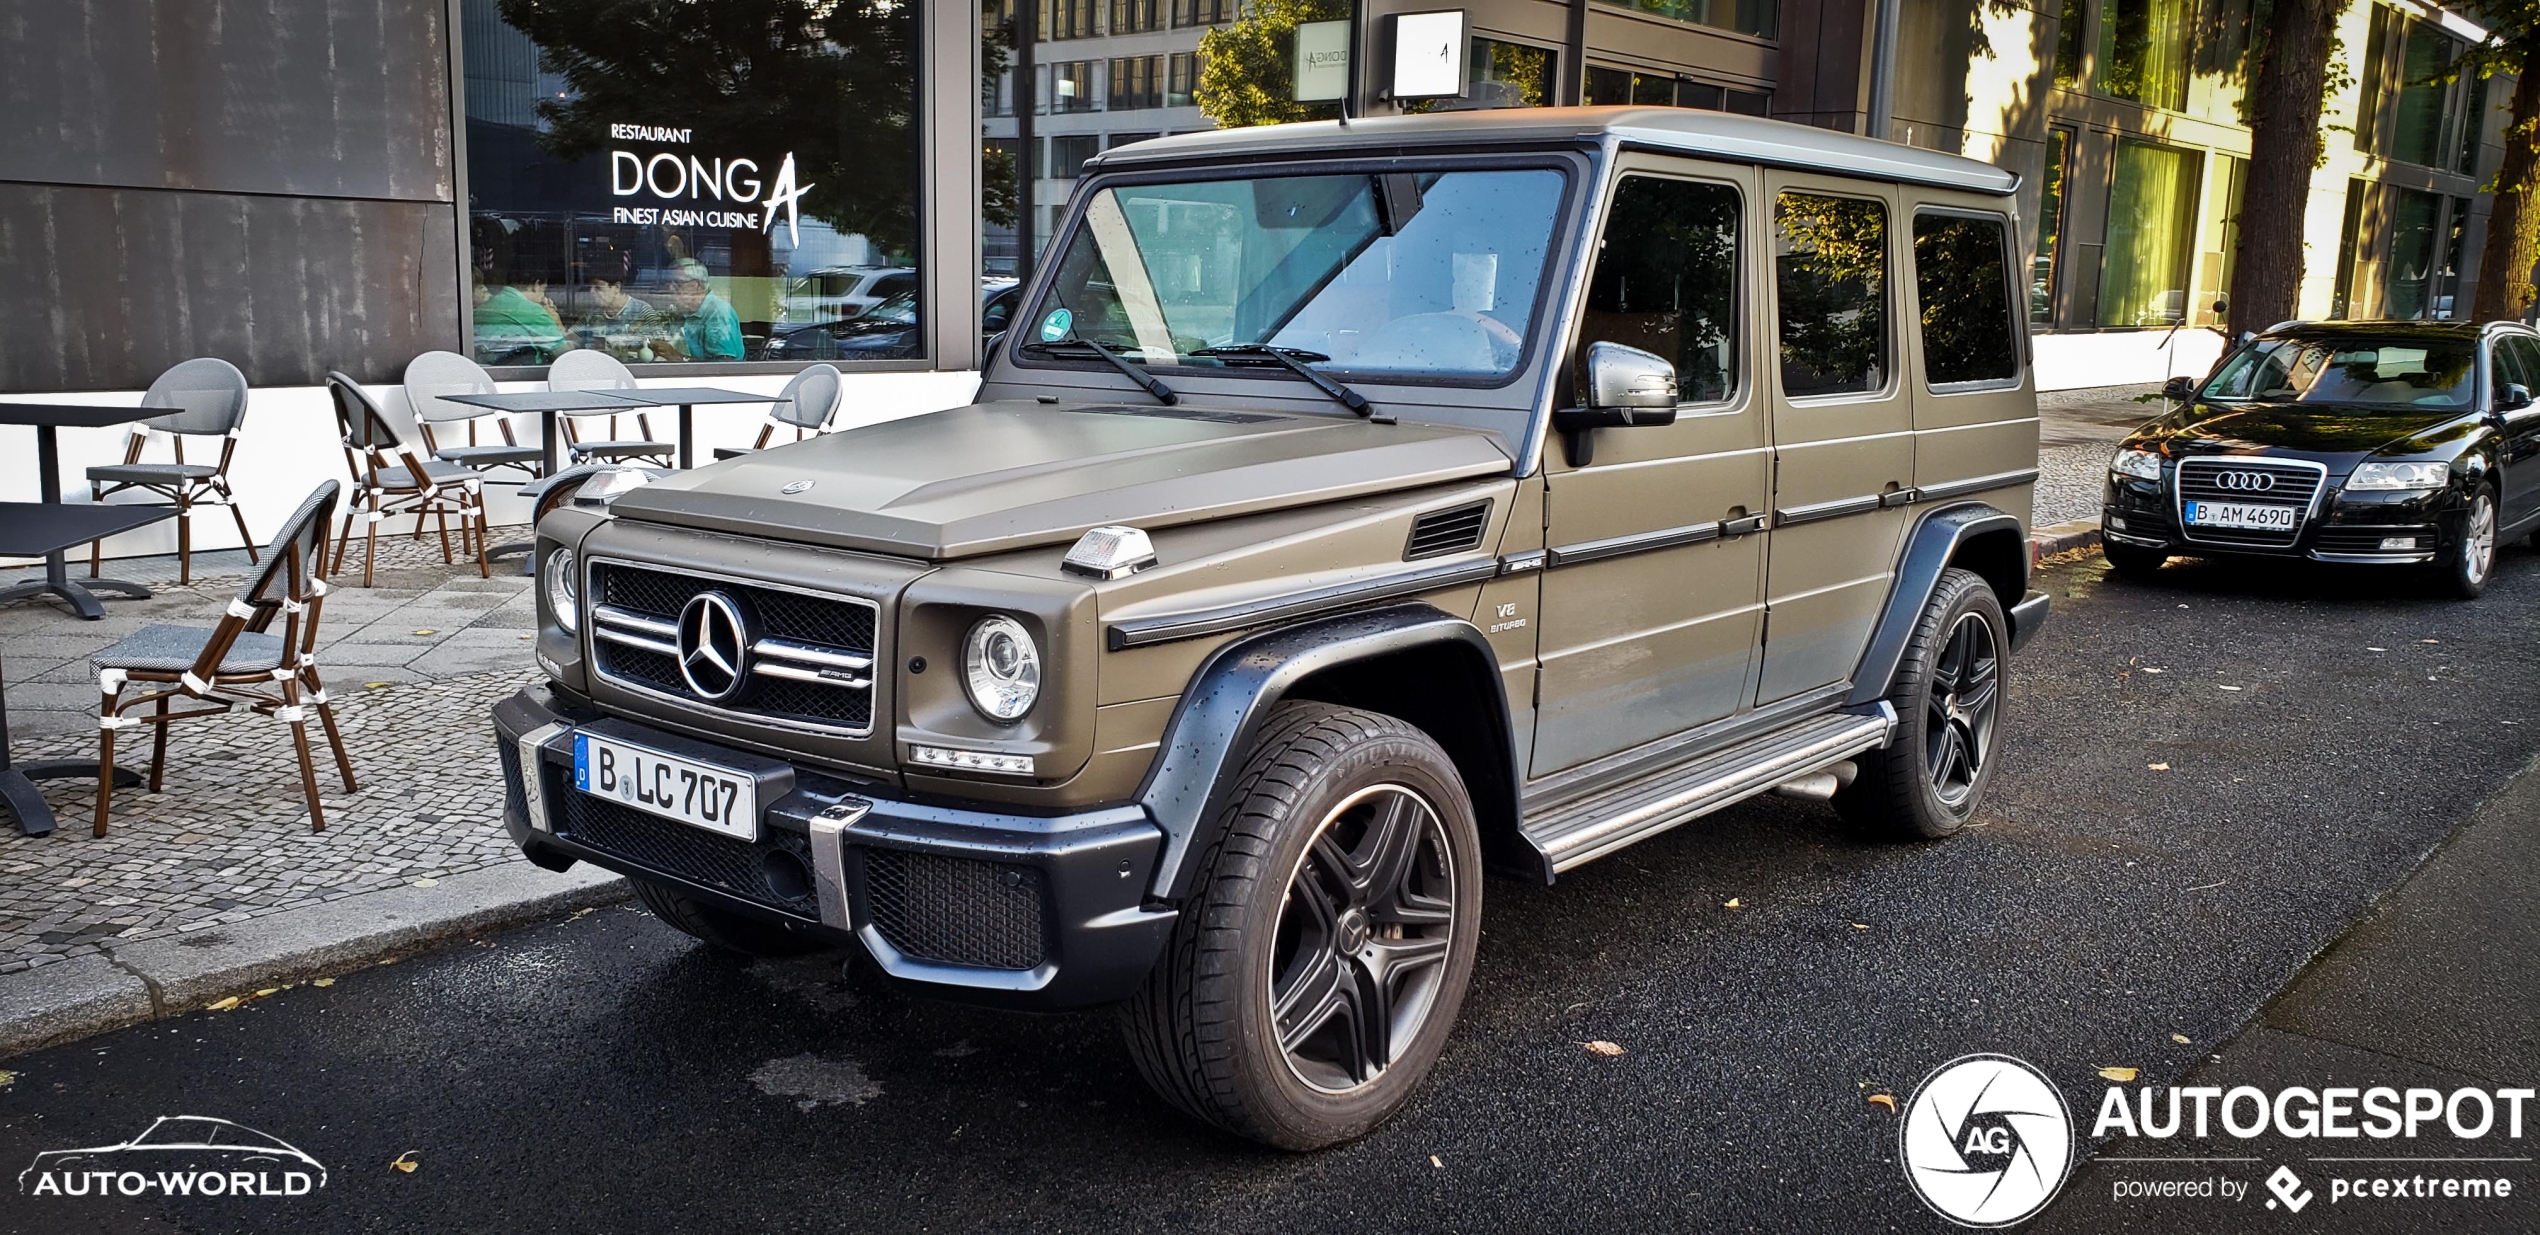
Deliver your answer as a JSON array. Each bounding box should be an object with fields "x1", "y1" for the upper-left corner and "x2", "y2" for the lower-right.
[{"x1": 2038, "y1": 383, "x2": 2160, "y2": 527}]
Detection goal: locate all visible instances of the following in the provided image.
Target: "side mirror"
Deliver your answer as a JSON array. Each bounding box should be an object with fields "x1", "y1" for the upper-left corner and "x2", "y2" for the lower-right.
[
  {"x1": 1582, "y1": 341, "x2": 1681, "y2": 417},
  {"x1": 2162, "y1": 376, "x2": 2196, "y2": 402},
  {"x1": 2500, "y1": 382, "x2": 2533, "y2": 412}
]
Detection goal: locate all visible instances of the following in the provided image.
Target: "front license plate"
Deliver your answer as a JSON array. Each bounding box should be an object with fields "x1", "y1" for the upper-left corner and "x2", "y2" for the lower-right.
[
  {"x1": 574, "y1": 733, "x2": 758, "y2": 841},
  {"x1": 2184, "y1": 500, "x2": 2299, "y2": 531}
]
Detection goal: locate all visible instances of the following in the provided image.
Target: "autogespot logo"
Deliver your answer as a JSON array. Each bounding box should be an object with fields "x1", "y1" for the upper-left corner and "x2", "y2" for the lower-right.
[{"x1": 1901, "y1": 1054, "x2": 2076, "y2": 1227}]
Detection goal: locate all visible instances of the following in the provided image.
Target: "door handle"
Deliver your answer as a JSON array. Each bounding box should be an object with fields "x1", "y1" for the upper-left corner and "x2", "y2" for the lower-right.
[{"x1": 1722, "y1": 515, "x2": 1769, "y2": 536}]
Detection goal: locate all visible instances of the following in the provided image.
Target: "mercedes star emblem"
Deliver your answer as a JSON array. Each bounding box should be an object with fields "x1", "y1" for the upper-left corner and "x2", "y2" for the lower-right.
[
  {"x1": 677, "y1": 591, "x2": 752, "y2": 702},
  {"x1": 781, "y1": 479, "x2": 816, "y2": 495}
]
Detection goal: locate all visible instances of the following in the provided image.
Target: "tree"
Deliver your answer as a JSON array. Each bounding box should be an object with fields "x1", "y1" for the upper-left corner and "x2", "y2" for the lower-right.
[
  {"x1": 2227, "y1": 0, "x2": 2349, "y2": 338},
  {"x1": 1195, "y1": 0, "x2": 1345, "y2": 129},
  {"x1": 2461, "y1": 3, "x2": 2540, "y2": 322}
]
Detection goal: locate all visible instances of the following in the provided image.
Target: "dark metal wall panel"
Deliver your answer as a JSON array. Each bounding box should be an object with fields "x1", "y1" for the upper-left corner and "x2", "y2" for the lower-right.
[
  {"x1": 0, "y1": 183, "x2": 461, "y2": 390},
  {"x1": 0, "y1": 0, "x2": 452, "y2": 203}
]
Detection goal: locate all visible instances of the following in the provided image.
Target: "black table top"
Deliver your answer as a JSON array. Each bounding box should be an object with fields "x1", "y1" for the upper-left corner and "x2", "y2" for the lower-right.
[
  {"x1": 437, "y1": 391, "x2": 652, "y2": 413},
  {"x1": 0, "y1": 402, "x2": 148, "y2": 429},
  {"x1": 0, "y1": 502, "x2": 177, "y2": 556},
  {"x1": 609, "y1": 386, "x2": 771, "y2": 406}
]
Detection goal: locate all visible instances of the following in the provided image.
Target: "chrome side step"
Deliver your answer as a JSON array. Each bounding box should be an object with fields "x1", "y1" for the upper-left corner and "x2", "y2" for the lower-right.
[{"x1": 1520, "y1": 707, "x2": 1896, "y2": 874}]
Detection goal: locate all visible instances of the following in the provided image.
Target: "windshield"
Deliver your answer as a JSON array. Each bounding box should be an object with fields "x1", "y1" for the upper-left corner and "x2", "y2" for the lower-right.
[
  {"x1": 2202, "y1": 337, "x2": 2478, "y2": 408},
  {"x1": 1028, "y1": 167, "x2": 1568, "y2": 383}
]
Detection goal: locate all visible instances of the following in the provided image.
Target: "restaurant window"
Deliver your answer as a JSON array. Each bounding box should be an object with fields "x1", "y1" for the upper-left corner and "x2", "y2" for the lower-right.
[
  {"x1": 2098, "y1": 0, "x2": 2191, "y2": 111},
  {"x1": 1173, "y1": 0, "x2": 1236, "y2": 26},
  {"x1": 2384, "y1": 187, "x2": 2443, "y2": 320},
  {"x1": 458, "y1": 0, "x2": 921, "y2": 367},
  {"x1": 1110, "y1": 0, "x2": 1162, "y2": 34},
  {"x1": 1578, "y1": 176, "x2": 1742, "y2": 403},
  {"x1": 1774, "y1": 192, "x2": 1890, "y2": 397},
  {"x1": 1913, "y1": 213, "x2": 2020, "y2": 387},
  {"x1": 2097, "y1": 139, "x2": 2200, "y2": 327},
  {"x1": 1111, "y1": 56, "x2": 1165, "y2": 110},
  {"x1": 2389, "y1": 19, "x2": 2462, "y2": 168},
  {"x1": 1051, "y1": 61, "x2": 1100, "y2": 112},
  {"x1": 1049, "y1": 134, "x2": 1103, "y2": 178},
  {"x1": 1167, "y1": 53, "x2": 1199, "y2": 107},
  {"x1": 1593, "y1": 0, "x2": 1778, "y2": 40},
  {"x1": 2031, "y1": 127, "x2": 2070, "y2": 323}
]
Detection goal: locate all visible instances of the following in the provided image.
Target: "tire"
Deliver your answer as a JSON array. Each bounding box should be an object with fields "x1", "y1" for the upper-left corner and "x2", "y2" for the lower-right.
[
  {"x1": 1122, "y1": 702, "x2": 1482, "y2": 1151},
  {"x1": 1837, "y1": 568, "x2": 2009, "y2": 841},
  {"x1": 2101, "y1": 539, "x2": 2170, "y2": 580},
  {"x1": 2429, "y1": 487, "x2": 2499, "y2": 600},
  {"x1": 633, "y1": 878, "x2": 825, "y2": 956}
]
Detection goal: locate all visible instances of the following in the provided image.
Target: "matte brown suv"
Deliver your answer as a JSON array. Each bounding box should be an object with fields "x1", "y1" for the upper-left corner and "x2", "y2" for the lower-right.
[{"x1": 494, "y1": 108, "x2": 2050, "y2": 1149}]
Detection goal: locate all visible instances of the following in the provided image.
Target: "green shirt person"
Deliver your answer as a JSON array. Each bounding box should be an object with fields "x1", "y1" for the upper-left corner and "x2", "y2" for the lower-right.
[
  {"x1": 473, "y1": 281, "x2": 566, "y2": 363},
  {"x1": 650, "y1": 260, "x2": 744, "y2": 362}
]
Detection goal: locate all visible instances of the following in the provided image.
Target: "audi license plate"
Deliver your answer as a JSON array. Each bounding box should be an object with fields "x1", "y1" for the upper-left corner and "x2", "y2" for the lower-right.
[
  {"x1": 2183, "y1": 501, "x2": 2298, "y2": 531},
  {"x1": 573, "y1": 733, "x2": 758, "y2": 841}
]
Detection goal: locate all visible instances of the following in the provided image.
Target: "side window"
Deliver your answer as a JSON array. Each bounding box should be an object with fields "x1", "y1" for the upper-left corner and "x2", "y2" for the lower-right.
[
  {"x1": 1574, "y1": 175, "x2": 1741, "y2": 404},
  {"x1": 1912, "y1": 211, "x2": 2021, "y2": 387},
  {"x1": 1774, "y1": 192, "x2": 1890, "y2": 397},
  {"x1": 2500, "y1": 335, "x2": 2540, "y2": 394}
]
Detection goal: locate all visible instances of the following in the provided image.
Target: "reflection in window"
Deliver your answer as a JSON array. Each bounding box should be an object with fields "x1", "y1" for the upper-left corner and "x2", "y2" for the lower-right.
[
  {"x1": 460, "y1": 0, "x2": 921, "y2": 367},
  {"x1": 1172, "y1": 0, "x2": 1235, "y2": 26},
  {"x1": 1774, "y1": 192, "x2": 1889, "y2": 397},
  {"x1": 2098, "y1": 139, "x2": 2200, "y2": 328},
  {"x1": 1168, "y1": 52, "x2": 1199, "y2": 107},
  {"x1": 1044, "y1": 0, "x2": 1098, "y2": 40},
  {"x1": 2383, "y1": 188, "x2": 2442, "y2": 320},
  {"x1": 2389, "y1": 20, "x2": 2460, "y2": 168},
  {"x1": 1593, "y1": 0, "x2": 1778, "y2": 40},
  {"x1": 2031, "y1": 127, "x2": 2069, "y2": 323},
  {"x1": 1050, "y1": 60, "x2": 1099, "y2": 112},
  {"x1": 2203, "y1": 336, "x2": 2477, "y2": 408},
  {"x1": 1577, "y1": 177, "x2": 1740, "y2": 403},
  {"x1": 1109, "y1": 0, "x2": 1161, "y2": 34},
  {"x1": 2098, "y1": 0, "x2": 2192, "y2": 111},
  {"x1": 2052, "y1": 0, "x2": 2083, "y2": 89},
  {"x1": 1111, "y1": 55, "x2": 1165, "y2": 109},
  {"x1": 1913, "y1": 214, "x2": 2019, "y2": 386},
  {"x1": 1407, "y1": 37, "x2": 1556, "y2": 113}
]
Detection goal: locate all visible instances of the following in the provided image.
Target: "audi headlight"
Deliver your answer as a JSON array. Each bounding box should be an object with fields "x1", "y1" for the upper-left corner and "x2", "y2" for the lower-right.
[
  {"x1": 542, "y1": 546, "x2": 578, "y2": 635},
  {"x1": 2346, "y1": 460, "x2": 2449, "y2": 492},
  {"x1": 962, "y1": 615, "x2": 1041, "y2": 723},
  {"x1": 2110, "y1": 447, "x2": 2164, "y2": 481}
]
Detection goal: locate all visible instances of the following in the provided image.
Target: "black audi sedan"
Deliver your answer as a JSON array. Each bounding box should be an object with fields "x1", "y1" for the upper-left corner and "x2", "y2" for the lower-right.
[{"x1": 2101, "y1": 320, "x2": 2540, "y2": 598}]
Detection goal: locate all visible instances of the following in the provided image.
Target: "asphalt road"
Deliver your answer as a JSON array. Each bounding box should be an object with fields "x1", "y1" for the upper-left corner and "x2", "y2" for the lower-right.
[{"x1": 4, "y1": 543, "x2": 2536, "y2": 1234}]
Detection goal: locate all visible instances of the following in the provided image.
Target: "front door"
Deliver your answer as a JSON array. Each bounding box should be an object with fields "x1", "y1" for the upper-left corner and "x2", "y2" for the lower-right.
[
  {"x1": 1532, "y1": 160, "x2": 1771, "y2": 775},
  {"x1": 2494, "y1": 334, "x2": 2540, "y2": 529},
  {"x1": 1755, "y1": 175, "x2": 1917, "y2": 704}
]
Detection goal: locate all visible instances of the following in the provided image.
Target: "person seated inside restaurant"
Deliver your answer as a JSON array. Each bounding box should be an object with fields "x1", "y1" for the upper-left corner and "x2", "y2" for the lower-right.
[
  {"x1": 568, "y1": 250, "x2": 664, "y2": 359},
  {"x1": 472, "y1": 266, "x2": 567, "y2": 364},
  {"x1": 648, "y1": 259, "x2": 744, "y2": 362}
]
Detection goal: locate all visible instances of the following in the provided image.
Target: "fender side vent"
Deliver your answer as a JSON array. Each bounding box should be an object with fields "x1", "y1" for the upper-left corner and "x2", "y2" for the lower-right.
[{"x1": 1405, "y1": 500, "x2": 1491, "y2": 560}]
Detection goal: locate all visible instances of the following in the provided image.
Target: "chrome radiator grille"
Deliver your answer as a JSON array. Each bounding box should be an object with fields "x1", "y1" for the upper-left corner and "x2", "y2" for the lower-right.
[
  {"x1": 585, "y1": 561, "x2": 878, "y2": 735},
  {"x1": 2174, "y1": 458, "x2": 2325, "y2": 549}
]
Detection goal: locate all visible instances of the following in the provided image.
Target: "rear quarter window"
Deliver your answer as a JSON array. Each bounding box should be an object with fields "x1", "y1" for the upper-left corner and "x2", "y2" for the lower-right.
[{"x1": 1912, "y1": 212, "x2": 2020, "y2": 387}]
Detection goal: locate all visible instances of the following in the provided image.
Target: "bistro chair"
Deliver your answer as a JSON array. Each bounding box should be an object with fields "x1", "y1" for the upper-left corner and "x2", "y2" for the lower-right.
[
  {"x1": 404, "y1": 350, "x2": 544, "y2": 484},
  {"x1": 711, "y1": 364, "x2": 844, "y2": 460},
  {"x1": 548, "y1": 350, "x2": 674, "y2": 467},
  {"x1": 326, "y1": 372, "x2": 490, "y2": 587},
  {"x1": 88, "y1": 480, "x2": 354, "y2": 835},
  {"x1": 83, "y1": 357, "x2": 254, "y2": 586}
]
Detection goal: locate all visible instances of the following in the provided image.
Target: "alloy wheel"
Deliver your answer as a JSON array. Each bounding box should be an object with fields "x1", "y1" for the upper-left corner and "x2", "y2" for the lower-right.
[
  {"x1": 2465, "y1": 493, "x2": 2497, "y2": 586},
  {"x1": 1924, "y1": 612, "x2": 2000, "y2": 808},
  {"x1": 1268, "y1": 784, "x2": 1460, "y2": 1095}
]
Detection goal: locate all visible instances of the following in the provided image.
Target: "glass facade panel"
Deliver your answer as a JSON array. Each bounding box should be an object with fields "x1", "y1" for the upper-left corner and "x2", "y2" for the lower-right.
[
  {"x1": 2098, "y1": 0, "x2": 2192, "y2": 112},
  {"x1": 1774, "y1": 192, "x2": 1890, "y2": 397},
  {"x1": 460, "y1": 0, "x2": 921, "y2": 366},
  {"x1": 2031, "y1": 127, "x2": 2069, "y2": 323},
  {"x1": 2097, "y1": 139, "x2": 2200, "y2": 327},
  {"x1": 1109, "y1": 0, "x2": 1162, "y2": 35},
  {"x1": 1051, "y1": 61, "x2": 1100, "y2": 112},
  {"x1": 1593, "y1": 0, "x2": 1778, "y2": 40},
  {"x1": 2389, "y1": 21, "x2": 2458, "y2": 168},
  {"x1": 2052, "y1": 0, "x2": 2083, "y2": 89},
  {"x1": 1913, "y1": 213, "x2": 2019, "y2": 386},
  {"x1": 2383, "y1": 187, "x2": 2442, "y2": 320},
  {"x1": 1172, "y1": 0, "x2": 1235, "y2": 26},
  {"x1": 1577, "y1": 176, "x2": 1741, "y2": 403},
  {"x1": 1111, "y1": 55, "x2": 1165, "y2": 110},
  {"x1": 1044, "y1": 0, "x2": 1099, "y2": 40}
]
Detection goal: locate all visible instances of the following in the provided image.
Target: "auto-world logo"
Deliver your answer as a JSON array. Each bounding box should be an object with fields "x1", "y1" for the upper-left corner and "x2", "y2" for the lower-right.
[
  {"x1": 1900, "y1": 1054, "x2": 2075, "y2": 1227},
  {"x1": 18, "y1": 1116, "x2": 327, "y2": 1198}
]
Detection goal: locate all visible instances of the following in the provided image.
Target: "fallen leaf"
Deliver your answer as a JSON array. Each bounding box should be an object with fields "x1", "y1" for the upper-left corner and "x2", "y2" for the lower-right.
[
  {"x1": 2217, "y1": 685, "x2": 2243, "y2": 692},
  {"x1": 254, "y1": 988, "x2": 279, "y2": 998},
  {"x1": 2367, "y1": 647, "x2": 2387, "y2": 653},
  {"x1": 1851, "y1": 923, "x2": 1870, "y2": 930},
  {"x1": 1723, "y1": 898, "x2": 1742, "y2": 910},
  {"x1": 2147, "y1": 762, "x2": 2170, "y2": 771},
  {"x1": 205, "y1": 996, "x2": 240, "y2": 1012},
  {"x1": 0, "y1": 1070, "x2": 17, "y2": 1087},
  {"x1": 1429, "y1": 1155, "x2": 1444, "y2": 1168},
  {"x1": 1583, "y1": 1040, "x2": 1626, "y2": 1057},
  {"x1": 2140, "y1": 667, "x2": 2164, "y2": 674},
  {"x1": 518, "y1": 633, "x2": 534, "y2": 640},
  {"x1": 389, "y1": 1151, "x2": 419, "y2": 1174},
  {"x1": 376, "y1": 957, "x2": 400, "y2": 966},
  {"x1": 2097, "y1": 1066, "x2": 2140, "y2": 1082},
  {"x1": 2171, "y1": 1034, "x2": 2191, "y2": 1045},
  {"x1": 411, "y1": 628, "x2": 437, "y2": 636},
  {"x1": 412, "y1": 877, "x2": 439, "y2": 888},
  {"x1": 2421, "y1": 638, "x2": 2440, "y2": 644},
  {"x1": 1867, "y1": 1093, "x2": 1897, "y2": 1112},
  {"x1": 312, "y1": 978, "x2": 335, "y2": 988},
  {"x1": 364, "y1": 682, "x2": 391, "y2": 690}
]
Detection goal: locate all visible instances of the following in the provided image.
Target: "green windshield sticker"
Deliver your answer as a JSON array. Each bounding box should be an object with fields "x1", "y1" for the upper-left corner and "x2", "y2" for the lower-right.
[{"x1": 1039, "y1": 308, "x2": 1073, "y2": 342}]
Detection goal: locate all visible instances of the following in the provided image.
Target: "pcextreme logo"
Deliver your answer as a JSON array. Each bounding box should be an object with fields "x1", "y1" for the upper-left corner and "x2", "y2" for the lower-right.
[
  {"x1": 1900, "y1": 1054, "x2": 2076, "y2": 1227},
  {"x1": 18, "y1": 1116, "x2": 327, "y2": 1198}
]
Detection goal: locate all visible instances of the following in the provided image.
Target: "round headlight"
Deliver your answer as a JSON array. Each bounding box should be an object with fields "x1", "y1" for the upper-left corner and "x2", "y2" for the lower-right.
[
  {"x1": 543, "y1": 546, "x2": 579, "y2": 635},
  {"x1": 962, "y1": 614, "x2": 1041, "y2": 723}
]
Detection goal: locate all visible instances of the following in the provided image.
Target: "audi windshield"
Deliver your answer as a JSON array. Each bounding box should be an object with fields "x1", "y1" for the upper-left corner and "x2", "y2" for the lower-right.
[
  {"x1": 2201, "y1": 336, "x2": 2479, "y2": 408},
  {"x1": 1023, "y1": 167, "x2": 1569, "y2": 383}
]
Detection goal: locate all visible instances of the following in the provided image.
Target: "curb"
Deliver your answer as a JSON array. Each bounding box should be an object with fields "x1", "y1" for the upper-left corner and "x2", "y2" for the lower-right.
[
  {"x1": 0, "y1": 862, "x2": 626, "y2": 1059},
  {"x1": 2030, "y1": 519, "x2": 2103, "y2": 559}
]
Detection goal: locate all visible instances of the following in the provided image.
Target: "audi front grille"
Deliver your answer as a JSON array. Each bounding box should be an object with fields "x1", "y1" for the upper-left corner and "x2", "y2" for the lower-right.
[{"x1": 2174, "y1": 458, "x2": 2326, "y2": 550}]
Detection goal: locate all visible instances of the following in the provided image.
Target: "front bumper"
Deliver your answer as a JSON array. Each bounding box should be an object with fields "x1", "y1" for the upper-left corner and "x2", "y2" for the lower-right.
[
  {"x1": 2102, "y1": 473, "x2": 2460, "y2": 565},
  {"x1": 493, "y1": 685, "x2": 1175, "y2": 1009}
]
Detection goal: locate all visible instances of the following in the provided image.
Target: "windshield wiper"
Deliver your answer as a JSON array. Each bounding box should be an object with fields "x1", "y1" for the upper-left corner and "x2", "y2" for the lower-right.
[
  {"x1": 1019, "y1": 339, "x2": 1179, "y2": 405},
  {"x1": 1188, "y1": 345, "x2": 1391, "y2": 423}
]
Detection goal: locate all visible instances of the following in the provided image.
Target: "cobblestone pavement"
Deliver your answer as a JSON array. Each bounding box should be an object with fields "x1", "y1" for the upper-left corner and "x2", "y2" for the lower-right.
[
  {"x1": 1, "y1": 528, "x2": 542, "y2": 972},
  {"x1": 2037, "y1": 383, "x2": 2158, "y2": 526}
]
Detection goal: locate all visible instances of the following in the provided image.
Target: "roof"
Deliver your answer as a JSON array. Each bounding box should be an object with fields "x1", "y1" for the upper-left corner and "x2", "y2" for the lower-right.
[
  {"x1": 1090, "y1": 107, "x2": 2019, "y2": 197},
  {"x1": 2262, "y1": 319, "x2": 2489, "y2": 339}
]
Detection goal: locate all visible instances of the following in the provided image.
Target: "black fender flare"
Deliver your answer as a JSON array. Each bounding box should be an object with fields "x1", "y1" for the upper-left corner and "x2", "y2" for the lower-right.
[
  {"x1": 1135, "y1": 602, "x2": 1518, "y2": 901},
  {"x1": 1846, "y1": 502, "x2": 2038, "y2": 708}
]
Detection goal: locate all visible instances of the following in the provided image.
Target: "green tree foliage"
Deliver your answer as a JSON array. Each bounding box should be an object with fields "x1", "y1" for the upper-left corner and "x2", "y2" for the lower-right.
[
  {"x1": 1195, "y1": 0, "x2": 1346, "y2": 129},
  {"x1": 499, "y1": 0, "x2": 919, "y2": 253},
  {"x1": 2459, "y1": 2, "x2": 2540, "y2": 321},
  {"x1": 1774, "y1": 195, "x2": 1889, "y2": 392}
]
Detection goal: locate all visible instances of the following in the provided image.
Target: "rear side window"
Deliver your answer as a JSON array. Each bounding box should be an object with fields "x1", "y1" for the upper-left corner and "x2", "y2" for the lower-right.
[
  {"x1": 1912, "y1": 212, "x2": 2021, "y2": 386},
  {"x1": 1774, "y1": 192, "x2": 1890, "y2": 397},
  {"x1": 1575, "y1": 175, "x2": 1741, "y2": 404}
]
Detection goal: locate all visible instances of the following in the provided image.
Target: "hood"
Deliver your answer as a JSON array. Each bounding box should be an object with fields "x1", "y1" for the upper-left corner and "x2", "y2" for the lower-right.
[
  {"x1": 2146, "y1": 400, "x2": 2477, "y2": 459},
  {"x1": 609, "y1": 399, "x2": 1514, "y2": 559}
]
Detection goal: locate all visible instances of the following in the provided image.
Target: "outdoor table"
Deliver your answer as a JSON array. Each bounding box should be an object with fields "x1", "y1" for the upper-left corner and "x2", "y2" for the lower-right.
[
  {"x1": 0, "y1": 502, "x2": 173, "y2": 835},
  {"x1": 433, "y1": 390, "x2": 652, "y2": 566},
  {"x1": 594, "y1": 387, "x2": 773, "y2": 470},
  {"x1": 0, "y1": 403, "x2": 176, "y2": 619}
]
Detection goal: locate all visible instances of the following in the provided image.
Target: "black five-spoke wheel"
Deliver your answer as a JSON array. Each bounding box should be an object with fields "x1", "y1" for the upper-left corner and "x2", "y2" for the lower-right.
[
  {"x1": 1269, "y1": 784, "x2": 1459, "y2": 1093},
  {"x1": 1837, "y1": 566, "x2": 2008, "y2": 840},
  {"x1": 1923, "y1": 610, "x2": 2000, "y2": 809}
]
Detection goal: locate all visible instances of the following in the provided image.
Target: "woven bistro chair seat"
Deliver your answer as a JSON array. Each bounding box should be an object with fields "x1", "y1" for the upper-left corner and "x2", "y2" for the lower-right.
[
  {"x1": 86, "y1": 461, "x2": 222, "y2": 484},
  {"x1": 433, "y1": 442, "x2": 544, "y2": 469},
  {"x1": 91, "y1": 624, "x2": 289, "y2": 676}
]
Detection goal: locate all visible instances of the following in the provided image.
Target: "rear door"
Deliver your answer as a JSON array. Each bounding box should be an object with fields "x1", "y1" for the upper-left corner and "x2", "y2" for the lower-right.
[
  {"x1": 2496, "y1": 334, "x2": 2540, "y2": 528},
  {"x1": 1755, "y1": 174, "x2": 1915, "y2": 704}
]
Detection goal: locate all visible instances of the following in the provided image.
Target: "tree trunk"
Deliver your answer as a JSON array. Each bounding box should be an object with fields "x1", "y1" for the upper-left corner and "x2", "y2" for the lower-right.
[
  {"x1": 2472, "y1": 45, "x2": 2540, "y2": 323},
  {"x1": 2227, "y1": 0, "x2": 2343, "y2": 338}
]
